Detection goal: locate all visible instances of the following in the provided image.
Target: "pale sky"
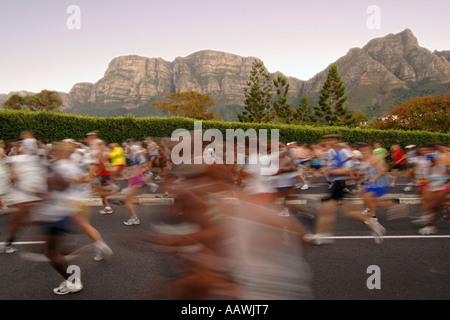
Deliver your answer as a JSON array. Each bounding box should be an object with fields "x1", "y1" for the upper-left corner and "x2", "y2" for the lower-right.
[{"x1": 0, "y1": 0, "x2": 449, "y2": 93}]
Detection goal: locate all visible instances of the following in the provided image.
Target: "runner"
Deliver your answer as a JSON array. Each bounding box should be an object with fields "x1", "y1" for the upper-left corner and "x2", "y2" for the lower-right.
[
  {"x1": 122, "y1": 160, "x2": 146, "y2": 226},
  {"x1": 106, "y1": 142, "x2": 127, "y2": 184},
  {"x1": 39, "y1": 142, "x2": 86, "y2": 294},
  {"x1": 373, "y1": 142, "x2": 389, "y2": 162},
  {"x1": 61, "y1": 139, "x2": 113, "y2": 261},
  {"x1": 0, "y1": 140, "x2": 9, "y2": 215},
  {"x1": 416, "y1": 147, "x2": 449, "y2": 235},
  {"x1": 95, "y1": 140, "x2": 115, "y2": 214},
  {"x1": 303, "y1": 135, "x2": 386, "y2": 245},
  {"x1": 353, "y1": 144, "x2": 407, "y2": 238},
  {"x1": 0, "y1": 132, "x2": 47, "y2": 254},
  {"x1": 403, "y1": 145, "x2": 419, "y2": 192},
  {"x1": 145, "y1": 137, "x2": 160, "y2": 172},
  {"x1": 389, "y1": 143, "x2": 407, "y2": 188},
  {"x1": 288, "y1": 142, "x2": 311, "y2": 190}
]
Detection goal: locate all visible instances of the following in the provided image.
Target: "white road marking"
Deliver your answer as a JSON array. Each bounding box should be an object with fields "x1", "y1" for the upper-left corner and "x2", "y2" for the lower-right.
[
  {"x1": 321, "y1": 235, "x2": 450, "y2": 240},
  {"x1": 1, "y1": 241, "x2": 45, "y2": 245},
  {"x1": 2, "y1": 235, "x2": 450, "y2": 246}
]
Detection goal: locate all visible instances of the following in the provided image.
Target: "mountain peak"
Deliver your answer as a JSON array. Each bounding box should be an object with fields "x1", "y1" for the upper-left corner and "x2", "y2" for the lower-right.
[{"x1": 398, "y1": 28, "x2": 419, "y2": 47}]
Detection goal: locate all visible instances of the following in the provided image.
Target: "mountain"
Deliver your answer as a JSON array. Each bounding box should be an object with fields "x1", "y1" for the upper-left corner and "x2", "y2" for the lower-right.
[
  {"x1": 59, "y1": 51, "x2": 305, "y2": 120},
  {"x1": 300, "y1": 29, "x2": 450, "y2": 117},
  {"x1": 2, "y1": 29, "x2": 449, "y2": 121}
]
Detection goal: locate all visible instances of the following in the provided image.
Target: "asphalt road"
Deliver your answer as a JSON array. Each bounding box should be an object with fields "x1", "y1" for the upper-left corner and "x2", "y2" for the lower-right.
[{"x1": 0, "y1": 177, "x2": 449, "y2": 302}]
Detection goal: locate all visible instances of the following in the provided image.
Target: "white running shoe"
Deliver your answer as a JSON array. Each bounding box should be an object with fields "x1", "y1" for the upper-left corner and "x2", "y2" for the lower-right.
[
  {"x1": 53, "y1": 280, "x2": 83, "y2": 295},
  {"x1": 124, "y1": 217, "x2": 140, "y2": 226},
  {"x1": 0, "y1": 244, "x2": 16, "y2": 254},
  {"x1": 418, "y1": 226, "x2": 437, "y2": 235},
  {"x1": 94, "y1": 242, "x2": 113, "y2": 262},
  {"x1": 301, "y1": 184, "x2": 309, "y2": 190},
  {"x1": 303, "y1": 233, "x2": 335, "y2": 245},
  {"x1": 278, "y1": 208, "x2": 291, "y2": 217},
  {"x1": 365, "y1": 220, "x2": 386, "y2": 244}
]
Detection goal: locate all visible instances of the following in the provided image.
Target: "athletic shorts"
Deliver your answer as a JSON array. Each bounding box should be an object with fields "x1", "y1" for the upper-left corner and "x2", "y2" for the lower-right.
[
  {"x1": 114, "y1": 164, "x2": 126, "y2": 170},
  {"x1": 323, "y1": 180, "x2": 346, "y2": 201},
  {"x1": 44, "y1": 216, "x2": 72, "y2": 236},
  {"x1": 310, "y1": 158, "x2": 322, "y2": 170},
  {"x1": 393, "y1": 164, "x2": 406, "y2": 171},
  {"x1": 364, "y1": 185, "x2": 390, "y2": 197},
  {"x1": 100, "y1": 175, "x2": 110, "y2": 186}
]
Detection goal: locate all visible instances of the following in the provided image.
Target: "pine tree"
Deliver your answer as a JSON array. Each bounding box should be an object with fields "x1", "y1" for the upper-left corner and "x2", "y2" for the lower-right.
[
  {"x1": 314, "y1": 65, "x2": 349, "y2": 126},
  {"x1": 238, "y1": 59, "x2": 273, "y2": 123},
  {"x1": 272, "y1": 75, "x2": 292, "y2": 123},
  {"x1": 295, "y1": 95, "x2": 317, "y2": 124}
]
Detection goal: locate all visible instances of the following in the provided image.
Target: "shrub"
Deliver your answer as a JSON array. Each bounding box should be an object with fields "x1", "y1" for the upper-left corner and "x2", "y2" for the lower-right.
[{"x1": 1, "y1": 110, "x2": 449, "y2": 148}]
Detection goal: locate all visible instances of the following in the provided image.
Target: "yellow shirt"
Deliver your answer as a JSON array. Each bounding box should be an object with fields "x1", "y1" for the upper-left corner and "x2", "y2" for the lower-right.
[{"x1": 108, "y1": 147, "x2": 126, "y2": 166}]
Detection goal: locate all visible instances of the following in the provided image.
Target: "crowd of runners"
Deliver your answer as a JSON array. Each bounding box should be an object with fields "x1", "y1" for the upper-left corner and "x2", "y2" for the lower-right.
[{"x1": 0, "y1": 130, "x2": 448, "y2": 298}]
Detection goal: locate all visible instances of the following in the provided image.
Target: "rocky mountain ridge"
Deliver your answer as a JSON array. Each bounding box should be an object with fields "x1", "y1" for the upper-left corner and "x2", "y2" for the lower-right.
[{"x1": 2, "y1": 29, "x2": 449, "y2": 120}]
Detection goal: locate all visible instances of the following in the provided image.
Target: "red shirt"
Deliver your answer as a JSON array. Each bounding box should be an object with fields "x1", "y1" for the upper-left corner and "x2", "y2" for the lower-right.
[{"x1": 392, "y1": 149, "x2": 406, "y2": 165}]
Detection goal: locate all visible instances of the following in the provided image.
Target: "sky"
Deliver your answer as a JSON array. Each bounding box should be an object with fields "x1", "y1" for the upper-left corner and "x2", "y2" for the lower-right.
[{"x1": 0, "y1": 0, "x2": 449, "y2": 94}]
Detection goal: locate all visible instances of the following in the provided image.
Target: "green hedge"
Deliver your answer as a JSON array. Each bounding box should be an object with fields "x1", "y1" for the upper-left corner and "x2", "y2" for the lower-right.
[{"x1": 1, "y1": 110, "x2": 449, "y2": 148}]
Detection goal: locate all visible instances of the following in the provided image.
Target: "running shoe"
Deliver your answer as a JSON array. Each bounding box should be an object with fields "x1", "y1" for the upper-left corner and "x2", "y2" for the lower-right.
[
  {"x1": 53, "y1": 280, "x2": 83, "y2": 295},
  {"x1": 303, "y1": 233, "x2": 335, "y2": 245},
  {"x1": 93, "y1": 242, "x2": 113, "y2": 262},
  {"x1": 124, "y1": 217, "x2": 140, "y2": 226},
  {"x1": 99, "y1": 207, "x2": 113, "y2": 215},
  {"x1": 0, "y1": 244, "x2": 16, "y2": 254},
  {"x1": 364, "y1": 220, "x2": 386, "y2": 244},
  {"x1": 278, "y1": 208, "x2": 291, "y2": 217},
  {"x1": 418, "y1": 226, "x2": 437, "y2": 235}
]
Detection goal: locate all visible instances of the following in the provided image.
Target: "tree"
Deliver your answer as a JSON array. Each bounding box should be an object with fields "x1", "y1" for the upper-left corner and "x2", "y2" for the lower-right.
[
  {"x1": 3, "y1": 94, "x2": 25, "y2": 110},
  {"x1": 314, "y1": 65, "x2": 349, "y2": 125},
  {"x1": 238, "y1": 59, "x2": 273, "y2": 123},
  {"x1": 342, "y1": 111, "x2": 369, "y2": 128},
  {"x1": 374, "y1": 93, "x2": 450, "y2": 133},
  {"x1": 294, "y1": 95, "x2": 318, "y2": 125},
  {"x1": 4, "y1": 90, "x2": 62, "y2": 111},
  {"x1": 272, "y1": 75, "x2": 293, "y2": 123},
  {"x1": 151, "y1": 91, "x2": 221, "y2": 120}
]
